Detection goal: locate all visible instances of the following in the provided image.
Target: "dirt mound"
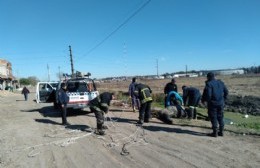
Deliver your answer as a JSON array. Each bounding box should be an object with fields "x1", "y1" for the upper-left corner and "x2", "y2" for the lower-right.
[{"x1": 225, "y1": 95, "x2": 260, "y2": 116}]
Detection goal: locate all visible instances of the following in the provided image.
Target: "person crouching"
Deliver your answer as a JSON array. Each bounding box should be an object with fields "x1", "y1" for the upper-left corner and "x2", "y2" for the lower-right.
[{"x1": 89, "y1": 92, "x2": 115, "y2": 135}]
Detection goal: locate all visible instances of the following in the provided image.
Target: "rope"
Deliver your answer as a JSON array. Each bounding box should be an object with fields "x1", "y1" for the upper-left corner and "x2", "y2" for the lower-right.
[{"x1": 100, "y1": 98, "x2": 148, "y2": 156}]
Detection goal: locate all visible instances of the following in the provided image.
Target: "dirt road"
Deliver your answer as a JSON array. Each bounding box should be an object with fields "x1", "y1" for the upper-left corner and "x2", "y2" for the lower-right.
[{"x1": 0, "y1": 91, "x2": 259, "y2": 168}]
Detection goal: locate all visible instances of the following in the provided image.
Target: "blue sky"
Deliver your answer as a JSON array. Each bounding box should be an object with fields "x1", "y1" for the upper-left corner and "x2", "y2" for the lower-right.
[{"x1": 0, "y1": 0, "x2": 259, "y2": 81}]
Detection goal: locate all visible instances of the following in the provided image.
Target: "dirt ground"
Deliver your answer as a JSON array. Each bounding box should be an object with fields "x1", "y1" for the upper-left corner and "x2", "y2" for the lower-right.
[{"x1": 0, "y1": 91, "x2": 259, "y2": 168}]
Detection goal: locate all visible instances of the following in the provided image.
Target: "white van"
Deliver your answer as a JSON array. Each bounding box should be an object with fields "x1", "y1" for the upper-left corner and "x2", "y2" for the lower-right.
[
  {"x1": 35, "y1": 82, "x2": 59, "y2": 103},
  {"x1": 36, "y1": 78, "x2": 99, "y2": 110}
]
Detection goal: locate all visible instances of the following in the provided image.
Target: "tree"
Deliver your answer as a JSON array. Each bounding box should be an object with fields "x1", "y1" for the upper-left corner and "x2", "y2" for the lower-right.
[
  {"x1": 19, "y1": 78, "x2": 30, "y2": 85},
  {"x1": 28, "y1": 76, "x2": 39, "y2": 86},
  {"x1": 19, "y1": 76, "x2": 39, "y2": 86}
]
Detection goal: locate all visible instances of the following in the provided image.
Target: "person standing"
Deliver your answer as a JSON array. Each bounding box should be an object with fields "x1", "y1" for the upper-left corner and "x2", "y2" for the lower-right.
[
  {"x1": 134, "y1": 83, "x2": 153, "y2": 125},
  {"x1": 21, "y1": 86, "x2": 30, "y2": 101},
  {"x1": 202, "y1": 72, "x2": 228, "y2": 137},
  {"x1": 58, "y1": 83, "x2": 70, "y2": 125},
  {"x1": 182, "y1": 86, "x2": 201, "y2": 119},
  {"x1": 128, "y1": 77, "x2": 140, "y2": 112},
  {"x1": 89, "y1": 92, "x2": 115, "y2": 135},
  {"x1": 164, "y1": 78, "x2": 178, "y2": 107}
]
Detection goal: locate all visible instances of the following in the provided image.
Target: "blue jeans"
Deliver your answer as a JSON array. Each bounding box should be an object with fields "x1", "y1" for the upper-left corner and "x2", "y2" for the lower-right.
[{"x1": 24, "y1": 93, "x2": 28, "y2": 101}]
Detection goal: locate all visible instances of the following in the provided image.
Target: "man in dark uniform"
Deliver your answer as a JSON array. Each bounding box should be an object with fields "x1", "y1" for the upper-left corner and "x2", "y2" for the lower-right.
[
  {"x1": 128, "y1": 77, "x2": 140, "y2": 112},
  {"x1": 58, "y1": 83, "x2": 70, "y2": 125},
  {"x1": 182, "y1": 86, "x2": 201, "y2": 119},
  {"x1": 164, "y1": 78, "x2": 178, "y2": 107},
  {"x1": 202, "y1": 72, "x2": 228, "y2": 137},
  {"x1": 89, "y1": 92, "x2": 115, "y2": 135},
  {"x1": 134, "y1": 83, "x2": 153, "y2": 125}
]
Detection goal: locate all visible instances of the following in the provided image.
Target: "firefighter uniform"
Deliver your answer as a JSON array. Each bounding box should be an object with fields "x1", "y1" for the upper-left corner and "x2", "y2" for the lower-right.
[
  {"x1": 182, "y1": 86, "x2": 201, "y2": 119},
  {"x1": 134, "y1": 83, "x2": 153, "y2": 124},
  {"x1": 89, "y1": 92, "x2": 114, "y2": 135}
]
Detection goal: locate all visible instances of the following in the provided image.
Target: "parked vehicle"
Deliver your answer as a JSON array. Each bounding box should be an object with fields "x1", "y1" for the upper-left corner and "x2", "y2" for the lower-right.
[
  {"x1": 36, "y1": 82, "x2": 59, "y2": 103},
  {"x1": 36, "y1": 77, "x2": 99, "y2": 110}
]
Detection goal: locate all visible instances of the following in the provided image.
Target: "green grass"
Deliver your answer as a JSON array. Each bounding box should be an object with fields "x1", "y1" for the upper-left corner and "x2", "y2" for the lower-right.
[
  {"x1": 151, "y1": 102, "x2": 260, "y2": 135},
  {"x1": 117, "y1": 92, "x2": 260, "y2": 135},
  {"x1": 197, "y1": 108, "x2": 260, "y2": 130}
]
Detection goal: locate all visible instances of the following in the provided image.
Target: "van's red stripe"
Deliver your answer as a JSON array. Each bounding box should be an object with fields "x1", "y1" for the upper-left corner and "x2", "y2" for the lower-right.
[{"x1": 68, "y1": 101, "x2": 89, "y2": 104}]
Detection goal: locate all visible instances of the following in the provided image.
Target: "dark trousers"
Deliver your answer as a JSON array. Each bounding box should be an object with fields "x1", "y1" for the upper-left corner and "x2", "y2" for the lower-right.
[
  {"x1": 131, "y1": 96, "x2": 140, "y2": 110},
  {"x1": 208, "y1": 105, "x2": 224, "y2": 132},
  {"x1": 59, "y1": 104, "x2": 67, "y2": 124},
  {"x1": 139, "y1": 101, "x2": 152, "y2": 121},
  {"x1": 24, "y1": 93, "x2": 28, "y2": 101},
  {"x1": 187, "y1": 95, "x2": 201, "y2": 107},
  {"x1": 164, "y1": 96, "x2": 167, "y2": 108},
  {"x1": 90, "y1": 106, "x2": 104, "y2": 129}
]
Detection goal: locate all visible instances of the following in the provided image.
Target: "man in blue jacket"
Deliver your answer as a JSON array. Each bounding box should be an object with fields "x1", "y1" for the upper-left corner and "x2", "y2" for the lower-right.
[
  {"x1": 202, "y1": 72, "x2": 228, "y2": 137},
  {"x1": 128, "y1": 77, "x2": 140, "y2": 112},
  {"x1": 58, "y1": 83, "x2": 70, "y2": 125}
]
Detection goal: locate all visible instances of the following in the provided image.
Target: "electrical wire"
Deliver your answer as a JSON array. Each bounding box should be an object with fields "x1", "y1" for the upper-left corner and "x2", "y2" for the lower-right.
[{"x1": 77, "y1": 0, "x2": 151, "y2": 60}]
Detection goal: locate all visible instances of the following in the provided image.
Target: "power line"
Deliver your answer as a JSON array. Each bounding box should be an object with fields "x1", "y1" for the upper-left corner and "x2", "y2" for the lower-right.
[{"x1": 78, "y1": 0, "x2": 151, "y2": 60}]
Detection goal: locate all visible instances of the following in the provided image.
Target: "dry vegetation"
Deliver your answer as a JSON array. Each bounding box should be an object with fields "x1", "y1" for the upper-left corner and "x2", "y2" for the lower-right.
[
  {"x1": 97, "y1": 74, "x2": 260, "y2": 97},
  {"x1": 97, "y1": 74, "x2": 260, "y2": 116}
]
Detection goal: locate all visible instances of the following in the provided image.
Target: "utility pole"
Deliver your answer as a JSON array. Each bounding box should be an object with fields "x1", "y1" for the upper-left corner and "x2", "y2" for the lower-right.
[
  {"x1": 58, "y1": 66, "x2": 61, "y2": 81},
  {"x1": 156, "y1": 59, "x2": 159, "y2": 77},
  {"x1": 69, "y1": 45, "x2": 75, "y2": 78},
  {"x1": 185, "y1": 65, "x2": 188, "y2": 77},
  {"x1": 47, "y1": 64, "x2": 50, "y2": 81},
  {"x1": 123, "y1": 43, "x2": 127, "y2": 80}
]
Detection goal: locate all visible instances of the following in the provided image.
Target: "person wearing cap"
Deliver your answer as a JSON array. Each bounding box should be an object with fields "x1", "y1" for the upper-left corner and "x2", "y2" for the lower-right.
[
  {"x1": 182, "y1": 85, "x2": 201, "y2": 119},
  {"x1": 202, "y1": 72, "x2": 228, "y2": 137},
  {"x1": 164, "y1": 78, "x2": 178, "y2": 107},
  {"x1": 58, "y1": 83, "x2": 70, "y2": 125}
]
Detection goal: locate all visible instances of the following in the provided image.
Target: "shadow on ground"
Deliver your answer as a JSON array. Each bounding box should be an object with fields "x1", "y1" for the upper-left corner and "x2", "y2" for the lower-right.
[
  {"x1": 21, "y1": 106, "x2": 93, "y2": 118},
  {"x1": 35, "y1": 118, "x2": 61, "y2": 125},
  {"x1": 34, "y1": 119, "x2": 93, "y2": 132},
  {"x1": 65, "y1": 124, "x2": 93, "y2": 132},
  {"x1": 142, "y1": 125, "x2": 207, "y2": 136}
]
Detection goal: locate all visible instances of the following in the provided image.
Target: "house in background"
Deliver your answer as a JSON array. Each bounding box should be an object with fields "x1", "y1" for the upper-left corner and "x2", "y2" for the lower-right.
[{"x1": 0, "y1": 58, "x2": 16, "y2": 90}]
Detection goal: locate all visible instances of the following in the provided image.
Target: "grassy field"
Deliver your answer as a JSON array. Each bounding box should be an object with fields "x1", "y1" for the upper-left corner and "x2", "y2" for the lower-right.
[
  {"x1": 98, "y1": 74, "x2": 260, "y2": 135},
  {"x1": 151, "y1": 102, "x2": 260, "y2": 135}
]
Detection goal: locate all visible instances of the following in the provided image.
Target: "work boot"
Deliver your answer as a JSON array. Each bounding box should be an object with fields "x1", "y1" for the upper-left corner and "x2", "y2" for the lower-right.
[
  {"x1": 144, "y1": 118, "x2": 149, "y2": 123},
  {"x1": 62, "y1": 122, "x2": 70, "y2": 126},
  {"x1": 218, "y1": 132, "x2": 224, "y2": 136},
  {"x1": 193, "y1": 108, "x2": 197, "y2": 119},
  {"x1": 207, "y1": 130, "x2": 217, "y2": 137},
  {"x1": 95, "y1": 129, "x2": 105, "y2": 135},
  {"x1": 137, "y1": 119, "x2": 144, "y2": 125},
  {"x1": 207, "y1": 132, "x2": 217, "y2": 137},
  {"x1": 218, "y1": 127, "x2": 224, "y2": 136},
  {"x1": 187, "y1": 107, "x2": 194, "y2": 119},
  {"x1": 96, "y1": 123, "x2": 105, "y2": 135}
]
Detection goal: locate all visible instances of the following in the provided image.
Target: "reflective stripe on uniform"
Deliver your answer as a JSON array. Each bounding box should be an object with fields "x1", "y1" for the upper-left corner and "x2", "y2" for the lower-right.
[{"x1": 141, "y1": 88, "x2": 152, "y2": 104}]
